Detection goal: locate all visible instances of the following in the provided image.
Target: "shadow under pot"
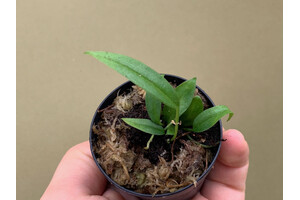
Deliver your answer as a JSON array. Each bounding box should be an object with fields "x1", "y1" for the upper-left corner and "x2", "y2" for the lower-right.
[{"x1": 89, "y1": 74, "x2": 222, "y2": 200}]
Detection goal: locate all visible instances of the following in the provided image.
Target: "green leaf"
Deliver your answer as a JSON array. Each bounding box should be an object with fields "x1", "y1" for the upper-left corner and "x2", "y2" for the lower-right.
[
  {"x1": 85, "y1": 51, "x2": 179, "y2": 109},
  {"x1": 166, "y1": 125, "x2": 175, "y2": 136},
  {"x1": 122, "y1": 118, "x2": 165, "y2": 135},
  {"x1": 180, "y1": 96, "x2": 204, "y2": 127},
  {"x1": 175, "y1": 78, "x2": 197, "y2": 116},
  {"x1": 193, "y1": 105, "x2": 233, "y2": 132},
  {"x1": 162, "y1": 105, "x2": 176, "y2": 124},
  {"x1": 145, "y1": 92, "x2": 162, "y2": 125},
  {"x1": 161, "y1": 78, "x2": 196, "y2": 125}
]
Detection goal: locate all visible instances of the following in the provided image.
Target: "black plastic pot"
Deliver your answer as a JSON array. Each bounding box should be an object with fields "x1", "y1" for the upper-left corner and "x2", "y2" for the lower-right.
[{"x1": 89, "y1": 74, "x2": 222, "y2": 200}]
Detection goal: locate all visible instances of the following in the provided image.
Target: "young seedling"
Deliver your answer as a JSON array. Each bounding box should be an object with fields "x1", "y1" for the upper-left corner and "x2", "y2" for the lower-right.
[{"x1": 85, "y1": 51, "x2": 233, "y2": 149}]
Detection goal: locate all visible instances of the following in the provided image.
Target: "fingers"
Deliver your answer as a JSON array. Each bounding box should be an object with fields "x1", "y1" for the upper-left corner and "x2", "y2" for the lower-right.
[
  {"x1": 102, "y1": 187, "x2": 126, "y2": 200},
  {"x1": 41, "y1": 141, "x2": 107, "y2": 199},
  {"x1": 201, "y1": 179, "x2": 245, "y2": 200},
  {"x1": 218, "y1": 129, "x2": 249, "y2": 168},
  {"x1": 111, "y1": 189, "x2": 141, "y2": 200},
  {"x1": 205, "y1": 160, "x2": 249, "y2": 191},
  {"x1": 200, "y1": 129, "x2": 249, "y2": 199},
  {"x1": 191, "y1": 192, "x2": 208, "y2": 200}
]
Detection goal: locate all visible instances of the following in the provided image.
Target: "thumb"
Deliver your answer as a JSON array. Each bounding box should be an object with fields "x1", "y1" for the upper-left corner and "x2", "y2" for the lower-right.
[{"x1": 200, "y1": 129, "x2": 249, "y2": 200}]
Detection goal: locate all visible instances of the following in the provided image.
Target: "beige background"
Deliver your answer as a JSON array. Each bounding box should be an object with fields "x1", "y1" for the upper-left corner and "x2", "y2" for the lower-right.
[{"x1": 17, "y1": 0, "x2": 282, "y2": 199}]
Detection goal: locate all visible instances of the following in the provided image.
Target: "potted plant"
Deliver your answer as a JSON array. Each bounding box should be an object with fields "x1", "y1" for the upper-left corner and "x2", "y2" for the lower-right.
[{"x1": 86, "y1": 52, "x2": 233, "y2": 200}]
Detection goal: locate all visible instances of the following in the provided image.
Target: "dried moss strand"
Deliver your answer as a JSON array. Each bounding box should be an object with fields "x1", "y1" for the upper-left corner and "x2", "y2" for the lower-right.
[
  {"x1": 98, "y1": 104, "x2": 114, "y2": 113},
  {"x1": 166, "y1": 181, "x2": 190, "y2": 188},
  {"x1": 106, "y1": 142, "x2": 115, "y2": 151},
  {"x1": 111, "y1": 155, "x2": 130, "y2": 180}
]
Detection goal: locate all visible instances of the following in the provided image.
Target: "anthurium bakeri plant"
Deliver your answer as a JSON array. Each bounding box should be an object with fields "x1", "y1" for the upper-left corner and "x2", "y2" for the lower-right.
[{"x1": 85, "y1": 51, "x2": 233, "y2": 150}]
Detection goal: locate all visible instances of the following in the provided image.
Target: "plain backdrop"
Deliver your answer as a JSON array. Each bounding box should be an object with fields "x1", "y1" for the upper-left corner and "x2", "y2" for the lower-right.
[{"x1": 17, "y1": 0, "x2": 282, "y2": 199}]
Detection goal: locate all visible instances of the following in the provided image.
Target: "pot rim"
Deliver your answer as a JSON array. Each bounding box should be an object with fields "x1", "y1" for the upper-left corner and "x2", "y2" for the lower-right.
[{"x1": 89, "y1": 74, "x2": 223, "y2": 198}]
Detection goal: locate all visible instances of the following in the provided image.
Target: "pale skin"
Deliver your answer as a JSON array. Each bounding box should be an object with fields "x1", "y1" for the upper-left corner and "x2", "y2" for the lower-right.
[{"x1": 42, "y1": 129, "x2": 249, "y2": 200}]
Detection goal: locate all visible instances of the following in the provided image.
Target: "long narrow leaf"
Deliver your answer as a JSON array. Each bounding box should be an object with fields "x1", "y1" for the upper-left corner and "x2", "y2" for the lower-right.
[
  {"x1": 180, "y1": 96, "x2": 204, "y2": 126},
  {"x1": 85, "y1": 51, "x2": 179, "y2": 109},
  {"x1": 145, "y1": 92, "x2": 162, "y2": 125},
  {"x1": 122, "y1": 118, "x2": 165, "y2": 135},
  {"x1": 175, "y1": 78, "x2": 197, "y2": 116},
  {"x1": 193, "y1": 105, "x2": 233, "y2": 132}
]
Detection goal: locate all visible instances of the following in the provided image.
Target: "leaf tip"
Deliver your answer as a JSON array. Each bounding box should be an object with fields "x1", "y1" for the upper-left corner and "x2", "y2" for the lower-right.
[
  {"x1": 227, "y1": 112, "x2": 234, "y2": 122},
  {"x1": 84, "y1": 51, "x2": 107, "y2": 56},
  {"x1": 121, "y1": 118, "x2": 129, "y2": 124},
  {"x1": 84, "y1": 51, "x2": 93, "y2": 55}
]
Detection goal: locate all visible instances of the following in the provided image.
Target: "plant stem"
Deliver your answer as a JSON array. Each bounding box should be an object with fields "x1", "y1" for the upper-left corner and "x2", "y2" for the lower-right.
[
  {"x1": 171, "y1": 108, "x2": 179, "y2": 141},
  {"x1": 144, "y1": 135, "x2": 154, "y2": 150},
  {"x1": 164, "y1": 121, "x2": 173, "y2": 130}
]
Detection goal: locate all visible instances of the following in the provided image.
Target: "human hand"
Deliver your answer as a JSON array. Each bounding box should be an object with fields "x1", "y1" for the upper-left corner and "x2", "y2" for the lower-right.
[
  {"x1": 192, "y1": 129, "x2": 249, "y2": 200},
  {"x1": 41, "y1": 129, "x2": 249, "y2": 200},
  {"x1": 41, "y1": 141, "x2": 124, "y2": 200}
]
